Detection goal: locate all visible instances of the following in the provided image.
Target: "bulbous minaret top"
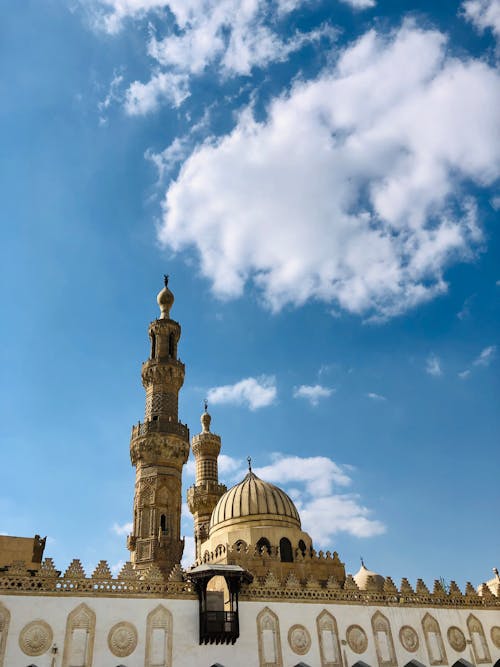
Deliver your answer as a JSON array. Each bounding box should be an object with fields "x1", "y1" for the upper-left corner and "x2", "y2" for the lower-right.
[
  {"x1": 201, "y1": 401, "x2": 211, "y2": 433},
  {"x1": 157, "y1": 274, "x2": 174, "y2": 319}
]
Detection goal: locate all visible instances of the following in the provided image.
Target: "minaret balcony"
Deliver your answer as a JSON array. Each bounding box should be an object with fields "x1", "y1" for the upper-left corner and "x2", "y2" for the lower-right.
[{"x1": 131, "y1": 418, "x2": 189, "y2": 440}]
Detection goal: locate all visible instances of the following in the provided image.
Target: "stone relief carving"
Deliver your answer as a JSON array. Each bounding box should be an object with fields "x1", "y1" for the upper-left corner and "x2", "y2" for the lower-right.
[
  {"x1": 399, "y1": 625, "x2": 419, "y2": 653},
  {"x1": 346, "y1": 625, "x2": 368, "y2": 654},
  {"x1": 145, "y1": 604, "x2": 172, "y2": 667},
  {"x1": 0, "y1": 602, "x2": 10, "y2": 667},
  {"x1": 62, "y1": 602, "x2": 96, "y2": 667},
  {"x1": 422, "y1": 612, "x2": 447, "y2": 666},
  {"x1": 371, "y1": 611, "x2": 396, "y2": 667},
  {"x1": 491, "y1": 626, "x2": 500, "y2": 649},
  {"x1": 447, "y1": 626, "x2": 466, "y2": 652},
  {"x1": 288, "y1": 624, "x2": 311, "y2": 655},
  {"x1": 108, "y1": 621, "x2": 138, "y2": 658},
  {"x1": 19, "y1": 620, "x2": 53, "y2": 656},
  {"x1": 257, "y1": 607, "x2": 283, "y2": 667},
  {"x1": 467, "y1": 614, "x2": 491, "y2": 664},
  {"x1": 316, "y1": 610, "x2": 342, "y2": 667}
]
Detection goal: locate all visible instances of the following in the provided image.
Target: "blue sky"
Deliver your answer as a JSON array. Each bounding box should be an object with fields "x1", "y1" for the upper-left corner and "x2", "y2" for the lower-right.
[{"x1": 0, "y1": 0, "x2": 499, "y2": 589}]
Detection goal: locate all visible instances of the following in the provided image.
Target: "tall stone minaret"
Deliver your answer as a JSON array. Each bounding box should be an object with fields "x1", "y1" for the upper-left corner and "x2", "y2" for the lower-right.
[
  {"x1": 187, "y1": 405, "x2": 227, "y2": 560},
  {"x1": 127, "y1": 276, "x2": 190, "y2": 574}
]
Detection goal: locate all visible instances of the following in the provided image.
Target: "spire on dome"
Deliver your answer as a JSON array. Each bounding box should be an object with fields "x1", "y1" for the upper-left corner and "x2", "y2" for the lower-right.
[{"x1": 157, "y1": 275, "x2": 174, "y2": 318}]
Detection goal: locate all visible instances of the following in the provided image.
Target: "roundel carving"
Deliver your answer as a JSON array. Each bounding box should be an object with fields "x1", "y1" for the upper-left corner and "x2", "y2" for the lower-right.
[
  {"x1": 447, "y1": 626, "x2": 466, "y2": 652},
  {"x1": 19, "y1": 620, "x2": 53, "y2": 656},
  {"x1": 490, "y1": 626, "x2": 500, "y2": 649},
  {"x1": 108, "y1": 621, "x2": 138, "y2": 657},
  {"x1": 346, "y1": 624, "x2": 368, "y2": 654},
  {"x1": 399, "y1": 625, "x2": 419, "y2": 652},
  {"x1": 288, "y1": 624, "x2": 311, "y2": 655}
]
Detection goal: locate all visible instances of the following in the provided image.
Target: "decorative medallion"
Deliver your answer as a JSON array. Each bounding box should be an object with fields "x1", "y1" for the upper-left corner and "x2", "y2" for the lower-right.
[
  {"x1": 346, "y1": 625, "x2": 368, "y2": 654},
  {"x1": 447, "y1": 626, "x2": 466, "y2": 652},
  {"x1": 490, "y1": 626, "x2": 500, "y2": 649},
  {"x1": 108, "y1": 621, "x2": 138, "y2": 658},
  {"x1": 288, "y1": 624, "x2": 311, "y2": 655},
  {"x1": 19, "y1": 620, "x2": 53, "y2": 656},
  {"x1": 399, "y1": 625, "x2": 419, "y2": 653}
]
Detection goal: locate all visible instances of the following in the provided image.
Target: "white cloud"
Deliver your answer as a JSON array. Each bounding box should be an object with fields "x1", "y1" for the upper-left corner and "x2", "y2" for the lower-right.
[
  {"x1": 91, "y1": 0, "x2": 168, "y2": 34},
  {"x1": 293, "y1": 384, "x2": 333, "y2": 406},
  {"x1": 462, "y1": 0, "x2": 500, "y2": 42},
  {"x1": 124, "y1": 71, "x2": 190, "y2": 114},
  {"x1": 160, "y1": 23, "x2": 499, "y2": 318},
  {"x1": 207, "y1": 375, "x2": 277, "y2": 410},
  {"x1": 112, "y1": 521, "x2": 133, "y2": 536},
  {"x1": 458, "y1": 369, "x2": 471, "y2": 379},
  {"x1": 473, "y1": 344, "x2": 497, "y2": 366},
  {"x1": 340, "y1": 0, "x2": 376, "y2": 9},
  {"x1": 254, "y1": 454, "x2": 385, "y2": 542},
  {"x1": 366, "y1": 392, "x2": 386, "y2": 400},
  {"x1": 426, "y1": 354, "x2": 443, "y2": 377}
]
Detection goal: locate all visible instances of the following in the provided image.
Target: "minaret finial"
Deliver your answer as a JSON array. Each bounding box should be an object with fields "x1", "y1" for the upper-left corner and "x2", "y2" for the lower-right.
[
  {"x1": 360, "y1": 556, "x2": 365, "y2": 567},
  {"x1": 164, "y1": 274, "x2": 169, "y2": 287},
  {"x1": 247, "y1": 456, "x2": 252, "y2": 473},
  {"x1": 204, "y1": 398, "x2": 208, "y2": 413}
]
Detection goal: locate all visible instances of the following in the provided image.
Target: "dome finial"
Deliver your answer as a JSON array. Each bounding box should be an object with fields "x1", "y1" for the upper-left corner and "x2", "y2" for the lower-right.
[
  {"x1": 157, "y1": 274, "x2": 174, "y2": 318},
  {"x1": 201, "y1": 399, "x2": 211, "y2": 433},
  {"x1": 247, "y1": 456, "x2": 252, "y2": 473}
]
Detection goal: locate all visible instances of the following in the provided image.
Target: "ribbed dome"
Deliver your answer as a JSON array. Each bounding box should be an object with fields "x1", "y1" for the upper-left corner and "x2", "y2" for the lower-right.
[
  {"x1": 209, "y1": 471, "x2": 301, "y2": 532},
  {"x1": 353, "y1": 563, "x2": 384, "y2": 591}
]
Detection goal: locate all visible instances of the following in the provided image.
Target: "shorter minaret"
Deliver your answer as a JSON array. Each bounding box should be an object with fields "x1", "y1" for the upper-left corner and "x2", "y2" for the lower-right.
[{"x1": 187, "y1": 403, "x2": 227, "y2": 560}]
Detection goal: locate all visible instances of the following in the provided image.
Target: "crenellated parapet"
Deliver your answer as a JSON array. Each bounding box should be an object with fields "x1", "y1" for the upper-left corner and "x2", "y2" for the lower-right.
[{"x1": 0, "y1": 558, "x2": 195, "y2": 599}]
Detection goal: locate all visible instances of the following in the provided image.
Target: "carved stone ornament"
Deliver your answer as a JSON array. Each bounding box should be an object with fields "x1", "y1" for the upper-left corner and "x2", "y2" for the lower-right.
[
  {"x1": 447, "y1": 626, "x2": 466, "y2": 652},
  {"x1": 108, "y1": 621, "x2": 138, "y2": 658},
  {"x1": 399, "y1": 625, "x2": 419, "y2": 653},
  {"x1": 346, "y1": 624, "x2": 368, "y2": 654},
  {"x1": 491, "y1": 626, "x2": 500, "y2": 649},
  {"x1": 288, "y1": 624, "x2": 311, "y2": 655},
  {"x1": 19, "y1": 620, "x2": 53, "y2": 656}
]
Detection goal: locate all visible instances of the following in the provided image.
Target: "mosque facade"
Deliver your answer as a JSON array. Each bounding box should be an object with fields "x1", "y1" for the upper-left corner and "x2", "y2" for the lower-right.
[{"x1": 1, "y1": 280, "x2": 499, "y2": 667}]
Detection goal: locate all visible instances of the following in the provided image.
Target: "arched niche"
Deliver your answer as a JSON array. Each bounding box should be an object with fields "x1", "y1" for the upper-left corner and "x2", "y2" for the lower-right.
[
  {"x1": 257, "y1": 537, "x2": 271, "y2": 555},
  {"x1": 62, "y1": 602, "x2": 96, "y2": 667},
  {"x1": 145, "y1": 604, "x2": 172, "y2": 667},
  {"x1": 0, "y1": 602, "x2": 10, "y2": 667},
  {"x1": 352, "y1": 662, "x2": 372, "y2": 667},
  {"x1": 404, "y1": 661, "x2": 426, "y2": 667},
  {"x1": 371, "y1": 611, "x2": 396, "y2": 667},
  {"x1": 467, "y1": 614, "x2": 491, "y2": 664},
  {"x1": 422, "y1": 613, "x2": 447, "y2": 666},
  {"x1": 257, "y1": 607, "x2": 282, "y2": 667},
  {"x1": 316, "y1": 610, "x2": 342, "y2": 667},
  {"x1": 279, "y1": 537, "x2": 293, "y2": 563},
  {"x1": 451, "y1": 660, "x2": 474, "y2": 667}
]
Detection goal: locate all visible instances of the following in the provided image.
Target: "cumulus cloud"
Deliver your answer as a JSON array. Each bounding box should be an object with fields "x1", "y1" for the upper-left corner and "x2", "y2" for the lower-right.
[
  {"x1": 426, "y1": 354, "x2": 443, "y2": 377},
  {"x1": 293, "y1": 384, "x2": 333, "y2": 405},
  {"x1": 125, "y1": 71, "x2": 190, "y2": 114},
  {"x1": 112, "y1": 521, "x2": 133, "y2": 536},
  {"x1": 254, "y1": 454, "x2": 385, "y2": 542},
  {"x1": 462, "y1": 0, "x2": 500, "y2": 42},
  {"x1": 207, "y1": 375, "x2": 277, "y2": 410},
  {"x1": 340, "y1": 0, "x2": 376, "y2": 9},
  {"x1": 92, "y1": 0, "x2": 335, "y2": 109},
  {"x1": 160, "y1": 23, "x2": 499, "y2": 318}
]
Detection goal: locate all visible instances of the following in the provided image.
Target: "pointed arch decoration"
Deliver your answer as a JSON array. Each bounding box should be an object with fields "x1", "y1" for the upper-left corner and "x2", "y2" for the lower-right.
[
  {"x1": 0, "y1": 602, "x2": 11, "y2": 667},
  {"x1": 62, "y1": 602, "x2": 96, "y2": 667},
  {"x1": 422, "y1": 613, "x2": 447, "y2": 666},
  {"x1": 466, "y1": 614, "x2": 491, "y2": 664},
  {"x1": 145, "y1": 605, "x2": 173, "y2": 667},
  {"x1": 451, "y1": 660, "x2": 474, "y2": 667},
  {"x1": 371, "y1": 611, "x2": 397, "y2": 667},
  {"x1": 316, "y1": 610, "x2": 342, "y2": 667},
  {"x1": 257, "y1": 607, "x2": 283, "y2": 667},
  {"x1": 404, "y1": 661, "x2": 426, "y2": 667}
]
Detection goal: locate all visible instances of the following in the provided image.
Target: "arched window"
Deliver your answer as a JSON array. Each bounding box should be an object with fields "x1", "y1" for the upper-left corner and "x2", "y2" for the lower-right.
[
  {"x1": 168, "y1": 332, "x2": 175, "y2": 357},
  {"x1": 150, "y1": 332, "x2": 156, "y2": 359},
  {"x1": 234, "y1": 540, "x2": 247, "y2": 552},
  {"x1": 298, "y1": 539, "x2": 306, "y2": 557},
  {"x1": 160, "y1": 514, "x2": 167, "y2": 533},
  {"x1": 279, "y1": 537, "x2": 293, "y2": 562},
  {"x1": 256, "y1": 537, "x2": 271, "y2": 555}
]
